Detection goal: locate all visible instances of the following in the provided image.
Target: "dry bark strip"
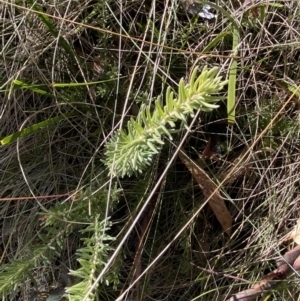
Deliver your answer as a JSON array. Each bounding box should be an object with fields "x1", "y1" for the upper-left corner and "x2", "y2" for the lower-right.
[
  {"x1": 226, "y1": 245, "x2": 300, "y2": 301},
  {"x1": 178, "y1": 148, "x2": 232, "y2": 236}
]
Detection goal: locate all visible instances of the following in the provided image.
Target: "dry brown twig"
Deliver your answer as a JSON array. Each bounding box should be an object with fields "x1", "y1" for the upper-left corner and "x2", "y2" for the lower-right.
[{"x1": 226, "y1": 245, "x2": 300, "y2": 301}]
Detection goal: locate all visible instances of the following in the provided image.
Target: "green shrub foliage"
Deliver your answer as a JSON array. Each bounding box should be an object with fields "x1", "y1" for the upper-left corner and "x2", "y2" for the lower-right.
[{"x1": 104, "y1": 67, "x2": 227, "y2": 177}]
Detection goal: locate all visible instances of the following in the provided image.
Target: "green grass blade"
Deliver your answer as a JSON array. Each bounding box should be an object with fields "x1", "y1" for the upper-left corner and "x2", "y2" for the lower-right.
[
  {"x1": 227, "y1": 27, "x2": 239, "y2": 125},
  {"x1": 26, "y1": 0, "x2": 78, "y2": 63},
  {"x1": 148, "y1": 20, "x2": 160, "y2": 40},
  {"x1": 13, "y1": 80, "x2": 53, "y2": 96},
  {"x1": 52, "y1": 77, "x2": 124, "y2": 88},
  {"x1": 277, "y1": 80, "x2": 300, "y2": 98},
  {"x1": 203, "y1": 32, "x2": 229, "y2": 53},
  {"x1": 0, "y1": 112, "x2": 78, "y2": 145}
]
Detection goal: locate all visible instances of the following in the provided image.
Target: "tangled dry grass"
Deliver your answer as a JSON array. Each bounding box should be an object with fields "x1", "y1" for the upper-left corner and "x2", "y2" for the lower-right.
[{"x1": 1, "y1": 0, "x2": 300, "y2": 300}]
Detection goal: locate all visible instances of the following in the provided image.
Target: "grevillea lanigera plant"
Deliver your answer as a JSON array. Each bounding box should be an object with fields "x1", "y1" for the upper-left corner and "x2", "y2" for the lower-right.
[{"x1": 104, "y1": 67, "x2": 227, "y2": 177}]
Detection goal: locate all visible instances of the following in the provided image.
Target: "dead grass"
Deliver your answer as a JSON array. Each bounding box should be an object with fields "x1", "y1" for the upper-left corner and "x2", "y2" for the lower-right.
[{"x1": 1, "y1": 0, "x2": 300, "y2": 300}]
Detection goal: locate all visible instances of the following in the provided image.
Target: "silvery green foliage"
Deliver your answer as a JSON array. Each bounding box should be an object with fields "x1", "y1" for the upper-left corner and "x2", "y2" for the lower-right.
[
  {"x1": 104, "y1": 67, "x2": 227, "y2": 177},
  {"x1": 66, "y1": 217, "x2": 117, "y2": 301}
]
